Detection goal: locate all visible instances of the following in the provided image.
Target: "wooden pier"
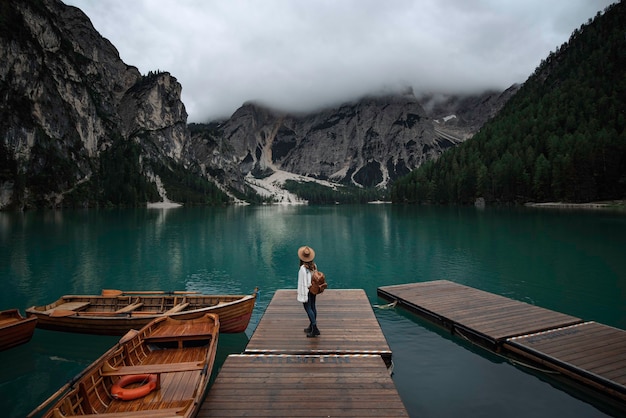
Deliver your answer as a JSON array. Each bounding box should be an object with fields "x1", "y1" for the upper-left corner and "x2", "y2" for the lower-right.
[
  {"x1": 198, "y1": 289, "x2": 407, "y2": 417},
  {"x1": 244, "y1": 289, "x2": 392, "y2": 363},
  {"x1": 378, "y1": 280, "x2": 626, "y2": 404}
]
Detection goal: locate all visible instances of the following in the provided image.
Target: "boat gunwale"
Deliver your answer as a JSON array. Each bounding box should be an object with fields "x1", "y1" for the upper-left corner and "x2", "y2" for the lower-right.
[
  {"x1": 0, "y1": 315, "x2": 37, "y2": 328},
  {"x1": 0, "y1": 309, "x2": 38, "y2": 351},
  {"x1": 25, "y1": 292, "x2": 256, "y2": 315},
  {"x1": 0, "y1": 309, "x2": 37, "y2": 326}
]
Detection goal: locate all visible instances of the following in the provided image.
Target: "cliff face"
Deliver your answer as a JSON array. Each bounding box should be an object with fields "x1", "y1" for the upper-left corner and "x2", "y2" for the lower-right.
[
  {"x1": 209, "y1": 93, "x2": 456, "y2": 189},
  {"x1": 0, "y1": 0, "x2": 515, "y2": 208},
  {"x1": 278, "y1": 94, "x2": 445, "y2": 188},
  {"x1": 0, "y1": 0, "x2": 191, "y2": 209}
]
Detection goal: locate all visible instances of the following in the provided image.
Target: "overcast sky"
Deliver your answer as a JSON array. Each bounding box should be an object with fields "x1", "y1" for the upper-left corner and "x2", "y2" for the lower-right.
[{"x1": 64, "y1": 0, "x2": 615, "y2": 122}]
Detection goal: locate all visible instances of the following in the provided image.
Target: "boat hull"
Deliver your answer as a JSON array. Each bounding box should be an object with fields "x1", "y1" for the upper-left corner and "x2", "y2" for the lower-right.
[
  {"x1": 26, "y1": 291, "x2": 256, "y2": 335},
  {"x1": 34, "y1": 313, "x2": 219, "y2": 418},
  {"x1": 0, "y1": 309, "x2": 37, "y2": 351}
]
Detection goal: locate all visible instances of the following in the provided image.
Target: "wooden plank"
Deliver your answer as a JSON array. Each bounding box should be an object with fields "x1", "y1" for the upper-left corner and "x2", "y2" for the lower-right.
[
  {"x1": 245, "y1": 290, "x2": 392, "y2": 362},
  {"x1": 198, "y1": 354, "x2": 408, "y2": 417},
  {"x1": 46, "y1": 301, "x2": 90, "y2": 314},
  {"x1": 164, "y1": 302, "x2": 190, "y2": 314},
  {"x1": 505, "y1": 321, "x2": 626, "y2": 400},
  {"x1": 115, "y1": 302, "x2": 143, "y2": 314},
  {"x1": 100, "y1": 361, "x2": 205, "y2": 376},
  {"x1": 378, "y1": 280, "x2": 582, "y2": 343}
]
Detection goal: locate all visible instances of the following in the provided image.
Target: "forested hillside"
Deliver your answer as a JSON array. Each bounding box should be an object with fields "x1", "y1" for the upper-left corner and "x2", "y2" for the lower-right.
[{"x1": 391, "y1": 2, "x2": 625, "y2": 205}]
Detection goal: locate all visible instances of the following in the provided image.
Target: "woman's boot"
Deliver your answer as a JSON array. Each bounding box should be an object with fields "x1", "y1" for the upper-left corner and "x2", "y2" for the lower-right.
[
  {"x1": 304, "y1": 324, "x2": 312, "y2": 333},
  {"x1": 307, "y1": 324, "x2": 320, "y2": 338}
]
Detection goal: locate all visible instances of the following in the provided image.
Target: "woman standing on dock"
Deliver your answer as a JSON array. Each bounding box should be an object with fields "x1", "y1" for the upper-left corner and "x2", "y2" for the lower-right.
[{"x1": 297, "y1": 246, "x2": 320, "y2": 338}]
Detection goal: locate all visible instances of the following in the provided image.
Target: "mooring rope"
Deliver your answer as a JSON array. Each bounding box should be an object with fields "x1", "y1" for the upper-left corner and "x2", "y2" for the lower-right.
[
  {"x1": 453, "y1": 326, "x2": 560, "y2": 375},
  {"x1": 373, "y1": 301, "x2": 398, "y2": 309}
]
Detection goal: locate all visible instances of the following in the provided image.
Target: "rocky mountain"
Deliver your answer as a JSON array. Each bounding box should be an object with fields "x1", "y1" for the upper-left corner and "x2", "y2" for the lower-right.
[
  {"x1": 184, "y1": 85, "x2": 517, "y2": 197},
  {"x1": 0, "y1": 0, "x2": 515, "y2": 209},
  {"x1": 193, "y1": 91, "x2": 458, "y2": 191}
]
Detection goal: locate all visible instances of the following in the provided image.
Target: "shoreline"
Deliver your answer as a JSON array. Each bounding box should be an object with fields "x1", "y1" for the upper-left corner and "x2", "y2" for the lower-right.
[{"x1": 525, "y1": 200, "x2": 626, "y2": 210}]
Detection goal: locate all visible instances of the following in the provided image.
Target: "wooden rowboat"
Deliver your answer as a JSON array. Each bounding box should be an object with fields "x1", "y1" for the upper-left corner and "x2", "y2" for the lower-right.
[
  {"x1": 0, "y1": 309, "x2": 37, "y2": 351},
  {"x1": 25, "y1": 289, "x2": 257, "y2": 335},
  {"x1": 29, "y1": 313, "x2": 219, "y2": 418}
]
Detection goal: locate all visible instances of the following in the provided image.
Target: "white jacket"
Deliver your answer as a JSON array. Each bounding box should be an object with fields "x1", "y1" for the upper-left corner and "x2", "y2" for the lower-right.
[{"x1": 297, "y1": 264, "x2": 311, "y2": 302}]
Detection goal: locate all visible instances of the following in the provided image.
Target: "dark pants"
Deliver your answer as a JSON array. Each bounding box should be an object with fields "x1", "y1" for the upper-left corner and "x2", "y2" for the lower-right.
[{"x1": 303, "y1": 292, "x2": 317, "y2": 326}]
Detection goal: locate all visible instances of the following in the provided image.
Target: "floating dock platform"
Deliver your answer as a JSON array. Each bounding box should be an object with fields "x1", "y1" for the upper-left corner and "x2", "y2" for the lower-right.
[
  {"x1": 378, "y1": 280, "x2": 626, "y2": 405},
  {"x1": 198, "y1": 289, "x2": 408, "y2": 417}
]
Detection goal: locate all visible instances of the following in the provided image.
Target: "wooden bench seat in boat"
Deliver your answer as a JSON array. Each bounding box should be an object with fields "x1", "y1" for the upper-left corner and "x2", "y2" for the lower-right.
[
  {"x1": 68, "y1": 310, "x2": 159, "y2": 317},
  {"x1": 139, "y1": 317, "x2": 215, "y2": 347},
  {"x1": 100, "y1": 361, "x2": 206, "y2": 376},
  {"x1": 0, "y1": 317, "x2": 20, "y2": 326},
  {"x1": 53, "y1": 406, "x2": 187, "y2": 418},
  {"x1": 114, "y1": 302, "x2": 143, "y2": 314},
  {"x1": 46, "y1": 301, "x2": 90, "y2": 314},
  {"x1": 143, "y1": 332, "x2": 213, "y2": 345},
  {"x1": 163, "y1": 302, "x2": 189, "y2": 314}
]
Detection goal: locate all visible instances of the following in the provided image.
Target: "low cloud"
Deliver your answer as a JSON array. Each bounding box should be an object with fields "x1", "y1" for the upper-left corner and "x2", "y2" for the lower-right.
[{"x1": 65, "y1": 0, "x2": 616, "y2": 122}]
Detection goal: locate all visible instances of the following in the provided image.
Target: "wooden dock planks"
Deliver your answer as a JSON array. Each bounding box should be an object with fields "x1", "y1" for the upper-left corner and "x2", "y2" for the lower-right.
[
  {"x1": 199, "y1": 354, "x2": 408, "y2": 417},
  {"x1": 198, "y1": 289, "x2": 406, "y2": 417},
  {"x1": 505, "y1": 321, "x2": 626, "y2": 400},
  {"x1": 377, "y1": 280, "x2": 626, "y2": 404},
  {"x1": 377, "y1": 280, "x2": 582, "y2": 345},
  {"x1": 245, "y1": 289, "x2": 392, "y2": 363}
]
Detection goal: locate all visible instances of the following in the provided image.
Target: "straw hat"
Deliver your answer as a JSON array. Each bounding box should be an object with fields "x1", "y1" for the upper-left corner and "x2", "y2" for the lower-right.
[{"x1": 298, "y1": 246, "x2": 315, "y2": 262}]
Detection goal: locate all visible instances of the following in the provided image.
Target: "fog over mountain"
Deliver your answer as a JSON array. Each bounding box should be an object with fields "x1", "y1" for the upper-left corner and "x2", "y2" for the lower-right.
[{"x1": 64, "y1": 0, "x2": 616, "y2": 122}]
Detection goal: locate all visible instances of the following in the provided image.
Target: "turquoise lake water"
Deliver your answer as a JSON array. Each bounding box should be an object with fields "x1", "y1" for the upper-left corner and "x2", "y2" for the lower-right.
[{"x1": 0, "y1": 205, "x2": 625, "y2": 417}]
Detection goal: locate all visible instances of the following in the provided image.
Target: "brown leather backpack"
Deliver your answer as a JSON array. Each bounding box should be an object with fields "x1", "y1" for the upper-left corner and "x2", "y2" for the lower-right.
[{"x1": 310, "y1": 270, "x2": 328, "y2": 295}]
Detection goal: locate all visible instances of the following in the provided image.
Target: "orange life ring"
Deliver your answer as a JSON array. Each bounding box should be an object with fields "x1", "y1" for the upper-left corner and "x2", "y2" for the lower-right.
[{"x1": 111, "y1": 374, "x2": 158, "y2": 401}]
